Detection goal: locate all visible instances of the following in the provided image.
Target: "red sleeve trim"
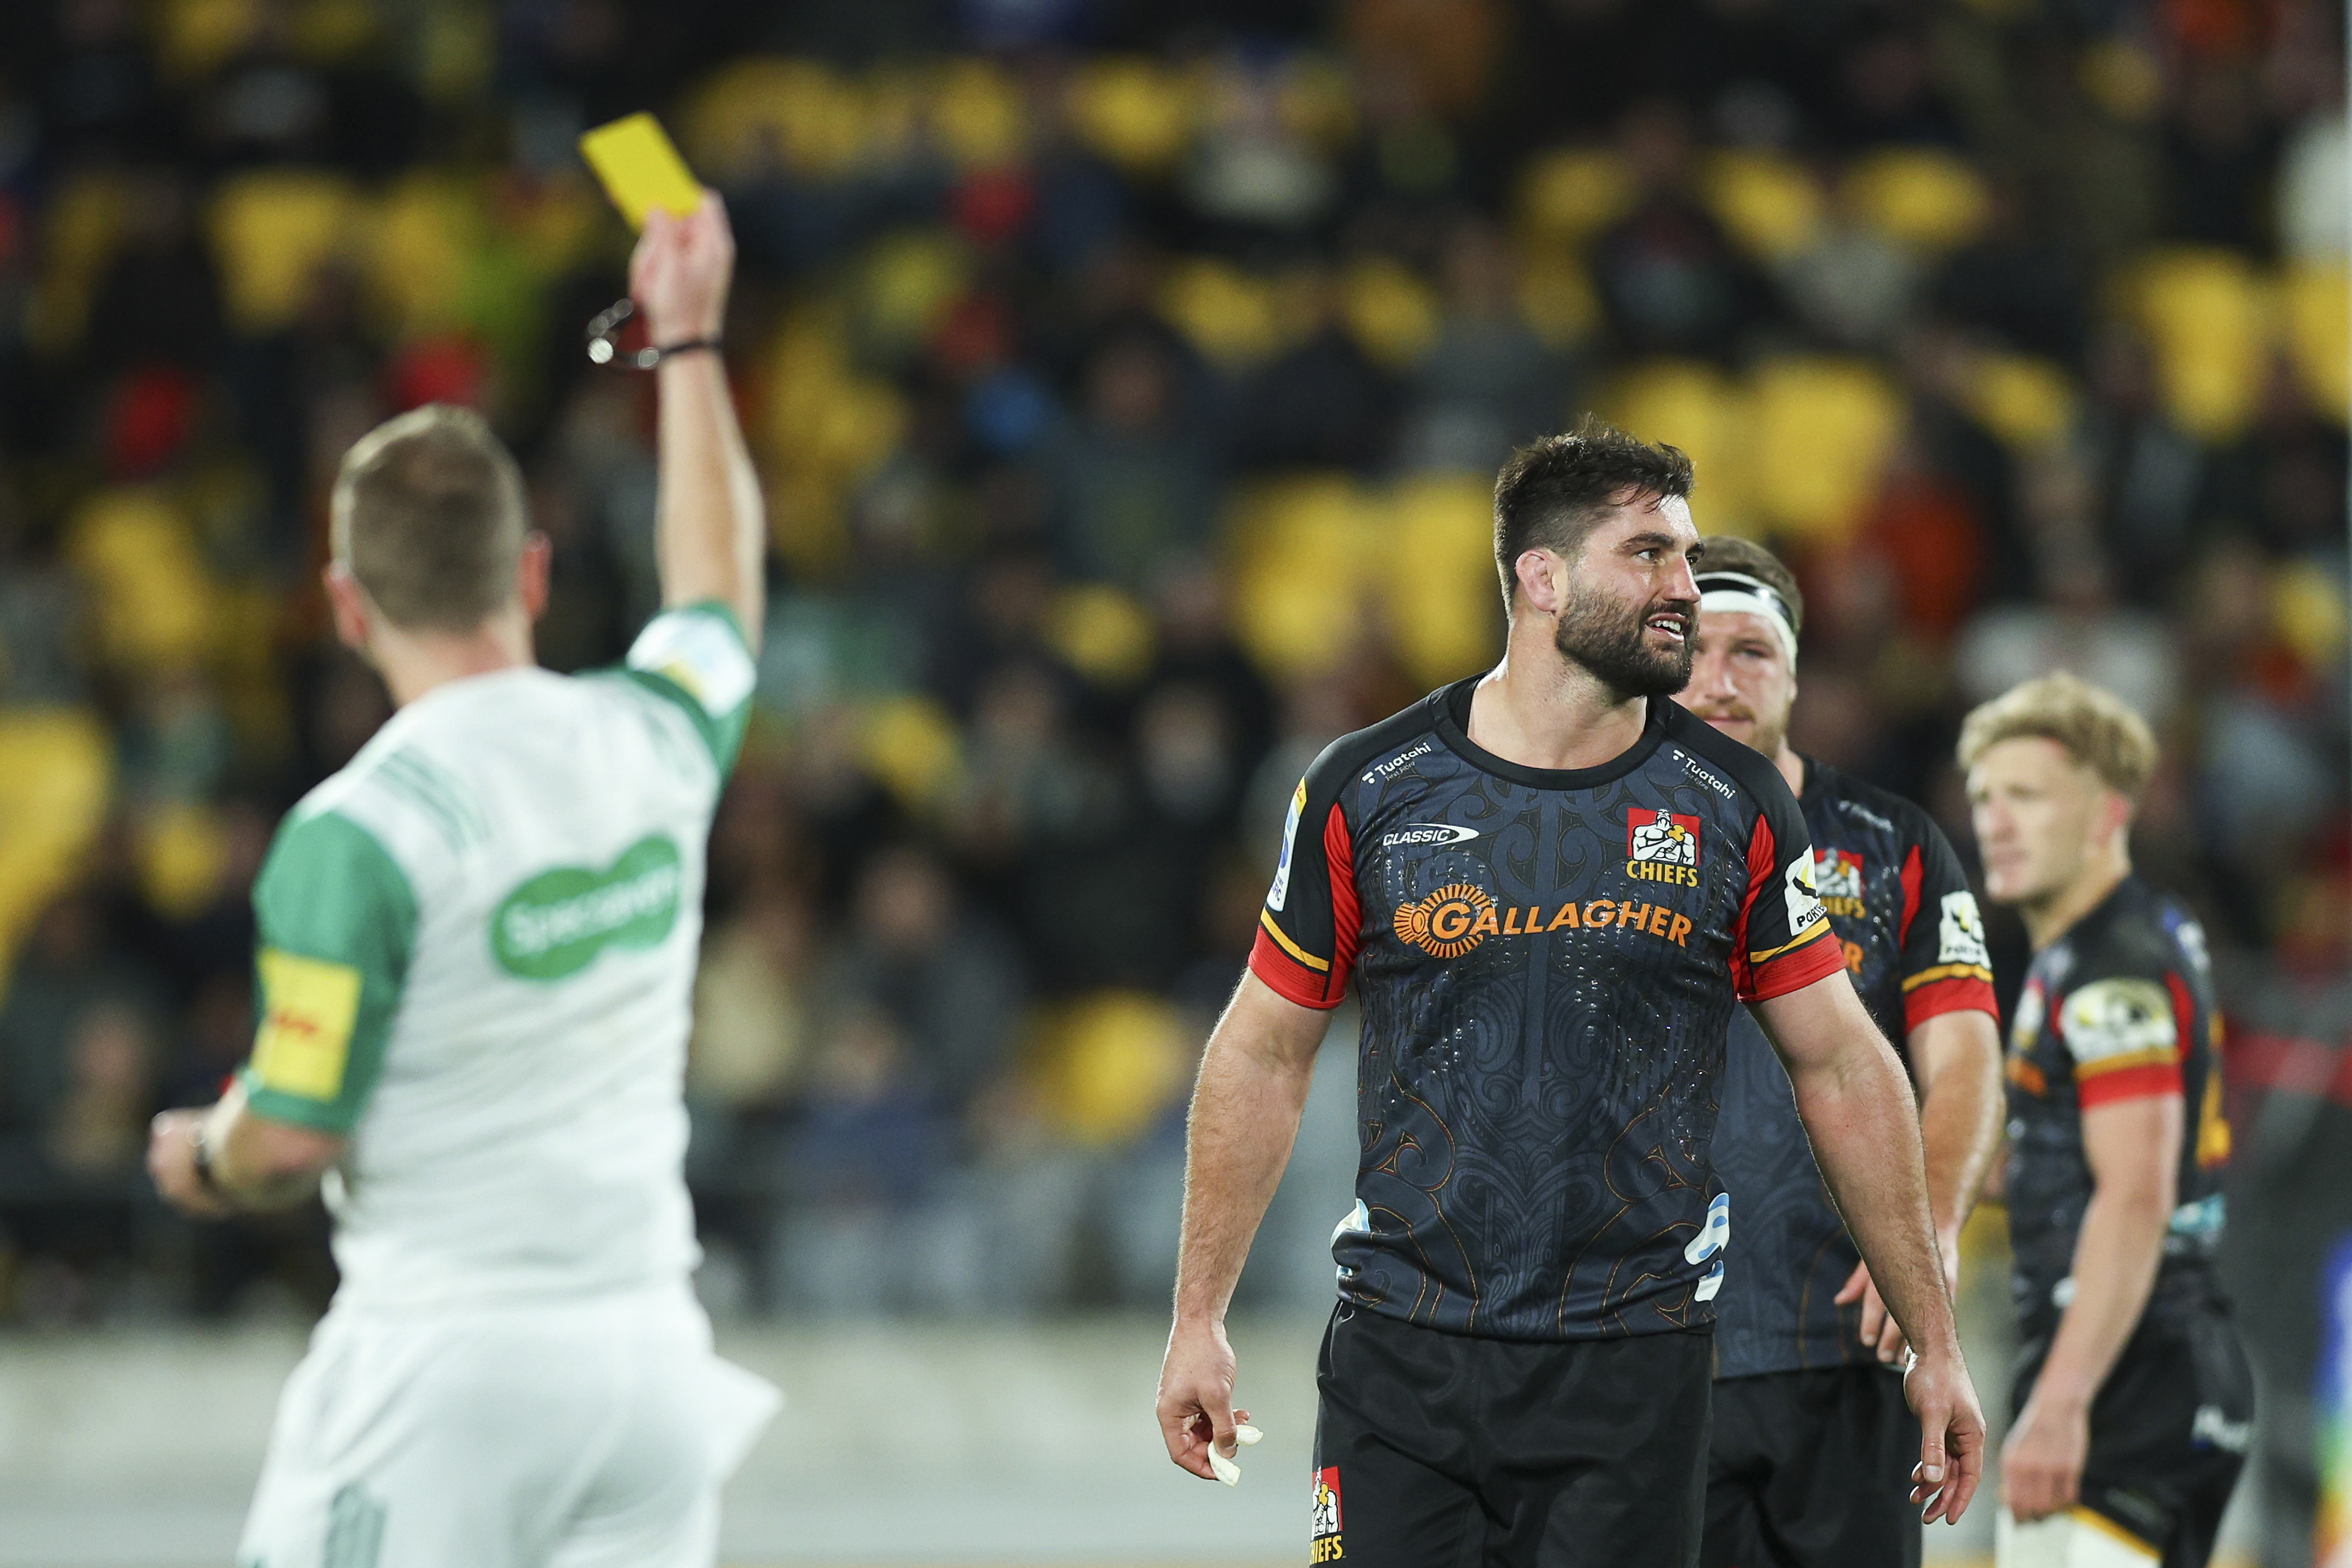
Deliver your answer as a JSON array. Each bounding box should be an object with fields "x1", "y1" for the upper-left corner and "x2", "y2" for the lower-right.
[
  {"x1": 1897, "y1": 844, "x2": 1924, "y2": 949},
  {"x1": 1250, "y1": 927, "x2": 1343, "y2": 1009},
  {"x1": 1325, "y1": 803, "x2": 1361, "y2": 993},
  {"x1": 1727, "y1": 812, "x2": 1777, "y2": 999},
  {"x1": 1903, "y1": 975, "x2": 1999, "y2": 1033},
  {"x1": 2078, "y1": 1062, "x2": 2186, "y2": 1108},
  {"x1": 1742, "y1": 928, "x2": 1847, "y2": 1002}
]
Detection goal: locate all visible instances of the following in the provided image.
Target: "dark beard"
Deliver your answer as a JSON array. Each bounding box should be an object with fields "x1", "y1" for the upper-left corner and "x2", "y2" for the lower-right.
[{"x1": 1552, "y1": 580, "x2": 1695, "y2": 700}]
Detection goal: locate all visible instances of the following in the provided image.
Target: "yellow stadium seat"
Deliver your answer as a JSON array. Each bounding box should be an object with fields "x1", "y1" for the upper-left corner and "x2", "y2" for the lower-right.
[
  {"x1": 1515, "y1": 242, "x2": 1600, "y2": 349},
  {"x1": 1966, "y1": 351, "x2": 2078, "y2": 451},
  {"x1": 1842, "y1": 147, "x2": 1990, "y2": 253},
  {"x1": 29, "y1": 168, "x2": 132, "y2": 356},
  {"x1": 681, "y1": 58, "x2": 869, "y2": 182},
  {"x1": 1065, "y1": 57, "x2": 1200, "y2": 173},
  {"x1": 139, "y1": 801, "x2": 229, "y2": 921},
  {"x1": 65, "y1": 487, "x2": 221, "y2": 673},
  {"x1": 209, "y1": 169, "x2": 363, "y2": 334},
  {"x1": 1342, "y1": 257, "x2": 1440, "y2": 369},
  {"x1": 760, "y1": 311, "x2": 910, "y2": 573},
  {"x1": 369, "y1": 173, "x2": 481, "y2": 338},
  {"x1": 856, "y1": 230, "x2": 973, "y2": 353},
  {"x1": 0, "y1": 709, "x2": 112, "y2": 995},
  {"x1": 1517, "y1": 149, "x2": 1635, "y2": 245},
  {"x1": 1223, "y1": 475, "x2": 1381, "y2": 678},
  {"x1": 2132, "y1": 247, "x2": 2268, "y2": 443},
  {"x1": 1704, "y1": 149, "x2": 1826, "y2": 264},
  {"x1": 2273, "y1": 558, "x2": 2349, "y2": 670},
  {"x1": 2284, "y1": 261, "x2": 2349, "y2": 424},
  {"x1": 1381, "y1": 475, "x2": 1503, "y2": 688},
  {"x1": 1031, "y1": 990, "x2": 1190, "y2": 1147},
  {"x1": 1604, "y1": 360, "x2": 1753, "y2": 532},
  {"x1": 157, "y1": 0, "x2": 260, "y2": 81},
  {"x1": 930, "y1": 58, "x2": 1029, "y2": 172},
  {"x1": 1746, "y1": 356, "x2": 1903, "y2": 543},
  {"x1": 1045, "y1": 584, "x2": 1158, "y2": 688},
  {"x1": 1157, "y1": 258, "x2": 1287, "y2": 368}
]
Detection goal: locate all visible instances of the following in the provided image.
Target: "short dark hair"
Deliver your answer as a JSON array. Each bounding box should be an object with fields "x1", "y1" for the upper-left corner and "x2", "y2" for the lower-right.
[
  {"x1": 331, "y1": 404, "x2": 527, "y2": 632},
  {"x1": 1493, "y1": 417, "x2": 1695, "y2": 603},
  {"x1": 1693, "y1": 534, "x2": 1804, "y2": 638}
]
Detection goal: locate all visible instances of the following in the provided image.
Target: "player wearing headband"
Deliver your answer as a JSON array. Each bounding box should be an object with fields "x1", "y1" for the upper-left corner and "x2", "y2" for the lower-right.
[
  {"x1": 1155, "y1": 424, "x2": 1985, "y2": 1568},
  {"x1": 1962, "y1": 674, "x2": 2248, "y2": 1568},
  {"x1": 1682, "y1": 536, "x2": 2005, "y2": 1568}
]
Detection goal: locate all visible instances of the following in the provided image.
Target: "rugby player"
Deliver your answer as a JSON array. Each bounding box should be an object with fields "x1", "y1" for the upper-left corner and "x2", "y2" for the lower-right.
[
  {"x1": 146, "y1": 193, "x2": 778, "y2": 1567},
  {"x1": 1680, "y1": 537, "x2": 2004, "y2": 1568},
  {"x1": 1154, "y1": 422, "x2": 1985, "y2": 1568},
  {"x1": 1961, "y1": 673, "x2": 2251, "y2": 1568}
]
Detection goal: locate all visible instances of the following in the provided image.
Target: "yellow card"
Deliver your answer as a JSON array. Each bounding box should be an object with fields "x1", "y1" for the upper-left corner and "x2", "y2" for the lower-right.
[{"x1": 579, "y1": 113, "x2": 705, "y2": 230}]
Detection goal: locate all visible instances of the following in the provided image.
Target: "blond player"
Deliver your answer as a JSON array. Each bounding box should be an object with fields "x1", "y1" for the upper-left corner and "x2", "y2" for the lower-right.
[{"x1": 147, "y1": 194, "x2": 775, "y2": 1568}]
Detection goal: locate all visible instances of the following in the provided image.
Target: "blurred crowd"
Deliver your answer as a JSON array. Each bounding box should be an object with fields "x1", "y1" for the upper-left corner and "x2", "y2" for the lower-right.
[{"x1": 0, "y1": 0, "x2": 2342, "y2": 1324}]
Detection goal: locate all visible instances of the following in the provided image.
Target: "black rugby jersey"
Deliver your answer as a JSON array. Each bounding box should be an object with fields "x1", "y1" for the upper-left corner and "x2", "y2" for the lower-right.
[
  {"x1": 1251, "y1": 679, "x2": 1844, "y2": 1342},
  {"x1": 2005, "y1": 876, "x2": 2231, "y2": 1344},
  {"x1": 1709, "y1": 759, "x2": 1998, "y2": 1379}
]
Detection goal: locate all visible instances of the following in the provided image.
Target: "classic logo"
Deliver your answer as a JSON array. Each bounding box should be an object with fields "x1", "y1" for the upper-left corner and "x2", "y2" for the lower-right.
[
  {"x1": 1380, "y1": 822, "x2": 1481, "y2": 850},
  {"x1": 493, "y1": 834, "x2": 684, "y2": 980},
  {"x1": 1813, "y1": 849, "x2": 1866, "y2": 916},
  {"x1": 1311, "y1": 1466, "x2": 1344, "y2": 1562},
  {"x1": 1393, "y1": 884, "x2": 1694, "y2": 956},
  {"x1": 1392, "y1": 883, "x2": 1494, "y2": 958},
  {"x1": 1626, "y1": 808, "x2": 1701, "y2": 887}
]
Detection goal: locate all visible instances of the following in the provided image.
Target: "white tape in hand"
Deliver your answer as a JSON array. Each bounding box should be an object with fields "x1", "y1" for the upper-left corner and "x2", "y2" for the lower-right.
[{"x1": 1206, "y1": 1423, "x2": 1263, "y2": 1486}]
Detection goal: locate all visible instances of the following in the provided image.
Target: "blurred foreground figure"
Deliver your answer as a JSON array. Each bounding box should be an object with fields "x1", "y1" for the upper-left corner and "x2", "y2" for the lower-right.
[
  {"x1": 1964, "y1": 673, "x2": 2252, "y2": 1568},
  {"x1": 145, "y1": 195, "x2": 777, "y2": 1567},
  {"x1": 1683, "y1": 537, "x2": 2004, "y2": 1568},
  {"x1": 1156, "y1": 422, "x2": 1985, "y2": 1568}
]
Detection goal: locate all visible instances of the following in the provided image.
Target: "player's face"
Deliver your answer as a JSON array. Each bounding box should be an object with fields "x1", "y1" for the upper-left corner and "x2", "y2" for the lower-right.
[
  {"x1": 1551, "y1": 495, "x2": 1702, "y2": 699},
  {"x1": 1966, "y1": 737, "x2": 2110, "y2": 906},
  {"x1": 1683, "y1": 608, "x2": 1795, "y2": 757}
]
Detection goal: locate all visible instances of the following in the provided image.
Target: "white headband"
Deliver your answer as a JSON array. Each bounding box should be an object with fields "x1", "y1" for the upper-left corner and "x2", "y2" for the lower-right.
[{"x1": 1695, "y1": 571, "x2": 1799, "y2": 665}]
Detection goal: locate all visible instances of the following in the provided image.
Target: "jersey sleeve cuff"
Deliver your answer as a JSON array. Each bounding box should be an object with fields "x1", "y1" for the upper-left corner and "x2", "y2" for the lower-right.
[
  {"x1": 2076, "y1": 1062, "x2": 2185, "y2": 1108},
  {"x1": 1737, "y1": 927, "x2": 1847, "y2": 1003},
  {"x1": 1902, "y1": 973, "x2": 1999, "y2": 1033},
  {"x1": 1249, "y1": 927, "x2": 1344, "y2": 1010},
  {"x1": 238, "y1": 1067, "x2": 362, "y2": 1134}
]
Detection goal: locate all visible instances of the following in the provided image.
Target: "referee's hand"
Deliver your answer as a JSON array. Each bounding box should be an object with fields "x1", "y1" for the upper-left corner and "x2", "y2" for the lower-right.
[
  {"x1": 1903, "y1": 1343, "x2": 1988, "y2": 1525},
  {"x1": 1156, "y1": 1319, "x2": 1247, "y2": 1480}
]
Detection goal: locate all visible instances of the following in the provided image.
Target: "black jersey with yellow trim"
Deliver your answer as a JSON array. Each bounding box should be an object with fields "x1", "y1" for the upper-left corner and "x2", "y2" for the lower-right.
[
  {"x1": 1710, "y1": 759, "x2": 1999, "y2": 1379},
  {"x1": 1249, "y1": 679, "x2": 1842, "y2": 1342}
]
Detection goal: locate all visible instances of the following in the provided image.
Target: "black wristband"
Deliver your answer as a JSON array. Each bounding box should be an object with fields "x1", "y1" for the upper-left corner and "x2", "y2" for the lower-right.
[{"x1": 650, "y1": 339, "x2": 723, "y2": 361}]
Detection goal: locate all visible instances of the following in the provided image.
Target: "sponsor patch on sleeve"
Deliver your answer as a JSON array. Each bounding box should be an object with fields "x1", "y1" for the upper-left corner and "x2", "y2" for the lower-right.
[
  {"x1": 1781, "y1": 852, "x2": 1828, "y2": 938},
  {"x1": 1938, "y1": 890, "x2": 1992, "y2": 968},
  {"x1": 1268, "y1": 778, "x2": 1305, "y2": 912},
  {"x1": 626, "y1": 608, "x2": 756, "y2": 718},
  {"x1": 2059, "y1": 977, "x2": 2179, "y2": 1075},
  {"x1": 250, "y1": 949, "x2": 364, "y2": 1101}
]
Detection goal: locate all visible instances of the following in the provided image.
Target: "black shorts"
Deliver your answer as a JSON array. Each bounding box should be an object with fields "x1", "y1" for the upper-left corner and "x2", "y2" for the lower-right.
[
  {"x1": 2013, "y1": 1302, "x2": 2253, "y2": 1567},
  {"x1": 1311, "y1": 1304, "x2": 1712, "y2": 1568},
  {"x1": 1701, "y1": 1365, "x2": 1921, "y2": 1568}
]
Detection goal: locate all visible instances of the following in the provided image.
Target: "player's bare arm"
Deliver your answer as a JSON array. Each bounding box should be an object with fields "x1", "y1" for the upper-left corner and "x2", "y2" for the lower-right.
[
  {"x1": 2002, "y1": 1092, "x2": 2182, "y2": 1522},
  {"x1": 149, "y1": 1082, "x2": 343, "y2": 1218},
  {"x1": 1837, "y1": 1007, "x2": 2004, "y2": 1360},
  {"x1": 632, "y1": 193, "x2": 766, "y2": 652},
  {"x1": 1748, "y1": 969, "x2": 1987, "y2": 1525},
  {"x1": 1156, "y1": 971, "x2": 1327, "y2": 1480}
]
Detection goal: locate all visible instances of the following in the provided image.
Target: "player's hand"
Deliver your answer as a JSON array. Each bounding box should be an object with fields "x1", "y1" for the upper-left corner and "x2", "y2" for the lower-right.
[
  {"x1": 147, "y1": 1109, "x2": 231, "y2": 1220},
  {"x1": 629, "y1": 191, "x2": 734, "y2": 349},
  {"x1": 1902, "y1": 1342, "x2": 1986, "y2": 1525},
  {"x1": 2000, "y1": 1390, "x2": 2089, "y2": 1523},
  {"x1": 1156, "y1": 1318, "x2": 1247, "y2": 1481},
  {"x1": 1837, "y1": 1237, "x2": 1961, "y2": 1365}
]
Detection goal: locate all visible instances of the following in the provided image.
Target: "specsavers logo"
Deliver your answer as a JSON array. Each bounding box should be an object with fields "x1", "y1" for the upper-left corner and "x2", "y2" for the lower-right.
[
  {"x1": 493, "y1": 834, "x2": 683, "y2": 980},
  {"x1": 1626, "y1": 808, "x2": 1701, "y2": 887},
  {"x1": 1393, "y1": 884, "x2": 1695, "y2": 956}
]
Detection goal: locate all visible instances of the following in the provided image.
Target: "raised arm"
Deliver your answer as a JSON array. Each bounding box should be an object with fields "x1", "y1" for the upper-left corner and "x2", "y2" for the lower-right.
[
  {"x1": 631, "y1": 194, "x2": 765, "y2": 652},
  {"x1": 1749, "y1": 970, "x2": 1987, "y2": 1524},
  {"x1": 1155, "y1": 971, "x2": 1331, "y2": 1480}
]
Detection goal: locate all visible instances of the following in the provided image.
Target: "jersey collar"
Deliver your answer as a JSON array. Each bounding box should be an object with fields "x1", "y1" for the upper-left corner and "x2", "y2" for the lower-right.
[{"x1": 1433, "y1": 677, "x2": 1673, "y2": 792}]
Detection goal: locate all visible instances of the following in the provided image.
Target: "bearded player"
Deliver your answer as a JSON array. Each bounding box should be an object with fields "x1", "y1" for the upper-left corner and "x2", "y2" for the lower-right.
[
  {"x1": 1680, "y1": 537, "x2": 2004, "y2": 1568},
  {"x1": 1155, "y1": 422, "x2": 1985, "y2": 1568},
  {"x1": 1963, "y1": 673, "x2": 2251, "y2": 1568},
  {"x1": 146, "y1": 195, "x2": 777, "y2": 1567}
]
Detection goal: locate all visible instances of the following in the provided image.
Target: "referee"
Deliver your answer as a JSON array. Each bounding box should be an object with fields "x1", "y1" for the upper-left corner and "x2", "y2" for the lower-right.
[
  {"x1": 1681, "y1": 537, "x2": 2005, "y2": 1568},
  {"x1": 1153, "y1": 422, "x2": 1985, "y2": 1568}
]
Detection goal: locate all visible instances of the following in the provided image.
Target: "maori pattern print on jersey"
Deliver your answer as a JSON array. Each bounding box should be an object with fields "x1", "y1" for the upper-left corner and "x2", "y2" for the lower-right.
[{"x1": 1252, "y1": 680, "x2": 1841, "y2": 1342}]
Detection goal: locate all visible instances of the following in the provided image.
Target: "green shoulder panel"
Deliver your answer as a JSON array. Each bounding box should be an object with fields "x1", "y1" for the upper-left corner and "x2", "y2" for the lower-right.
[
  {"x1": 611, "y1": 600, "x2": 756, "y2": 777},
  {"x1": 239, "y1": 808, "x2": 417, "y2": 1134}
]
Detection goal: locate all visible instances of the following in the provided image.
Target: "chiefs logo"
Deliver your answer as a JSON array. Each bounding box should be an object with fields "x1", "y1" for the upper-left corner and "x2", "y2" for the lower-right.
[{"x1": 1392, "y1": 883, "x2": 1494, "y2": 958}]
